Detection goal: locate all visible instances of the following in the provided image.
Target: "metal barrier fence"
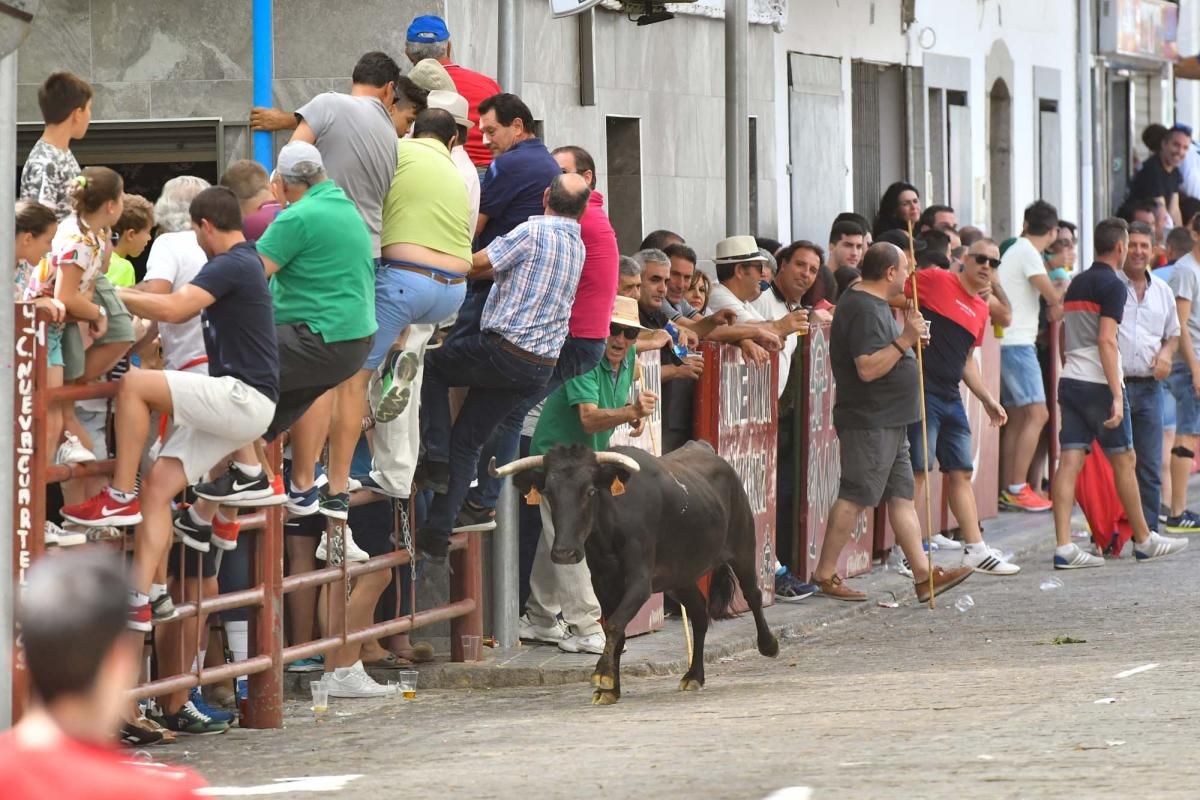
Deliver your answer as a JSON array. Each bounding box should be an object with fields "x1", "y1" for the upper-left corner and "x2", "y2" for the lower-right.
[{"x1": 10, "y1": 306, "x2": 483, "y2": 725}]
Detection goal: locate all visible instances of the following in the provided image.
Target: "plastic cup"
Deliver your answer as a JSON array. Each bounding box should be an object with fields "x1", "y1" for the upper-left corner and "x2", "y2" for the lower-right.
[
  {"x1": 310, "y1": 680, "x2": 329, "y2": 719},
  {"x1": 460, "y1": 634, "x2": 482, "y2": 662},
  {"x1": 398, "y1": 669, "x2": 418, "y2": 700},
  {"x1": 954, "y1": 595, "x2": 975, "y2": 613}
]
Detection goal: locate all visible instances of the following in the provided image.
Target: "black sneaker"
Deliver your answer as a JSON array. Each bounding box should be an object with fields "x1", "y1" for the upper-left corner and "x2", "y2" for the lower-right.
[
  {"x1": 173, "y1": 508, "x2": 213, "y2": 553},
  {"x1": 416, "y1": 527, "x2": 449, "y2": 563},
  {"x1": 120, "y1": 717, "x2": 164, "y2": 747},
  {"x1": 319, "y1": 488, "x2": 350, "y2": 520},
  {"x1": 413, "y1": 460, "x2": 449, "y2": 495},
  {"x1": 148, "y1": 700, "x2": 229, "y2": 735},
  {"x1": 195, "y1": 465, "x2": 275, "y2": 505},
  {"x1": 453, "y1": 503, "x2": 496, "y2": 532}
]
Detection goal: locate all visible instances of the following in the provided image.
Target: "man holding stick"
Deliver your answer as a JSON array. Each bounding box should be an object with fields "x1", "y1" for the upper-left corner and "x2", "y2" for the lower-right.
[{"x1": 813, "y1": 243, "x2": 972, "y2": 602}]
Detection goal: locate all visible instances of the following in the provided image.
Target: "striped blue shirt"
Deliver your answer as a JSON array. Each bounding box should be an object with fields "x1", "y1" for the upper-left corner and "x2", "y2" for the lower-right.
[{"x1": 482, "y1": 215, "x2": 586, "y2": 358}]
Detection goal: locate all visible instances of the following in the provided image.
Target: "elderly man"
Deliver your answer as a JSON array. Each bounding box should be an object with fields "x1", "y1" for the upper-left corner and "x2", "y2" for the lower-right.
[
  {"x1": 415, "y1": 173, "x2": 591, "y2": 561},
  {"x1": 618, "y1": 255, "x2": 642, "y2": 299},
  {"x1": 1052, "y1": 218, "x2": 1188, "y2": 568},
  {"x1": 521, "y1": 296, "x2": 657, "y2": 653},
  {"x1": 814, "y1": 243, "x2": 972, "y2": 602},
  {"x1": 902, "y1": 237, "x2": 1018, "y2": 574},
  {"x1": 404, "y1": 14, "x2": 501, "y2": 169},
  {"x1": 319, "y1": 110, "x2": 473, "y2": 518},
  {"x1": 1118, "y1": 221, "x2": 1180, "y2": 536},
  {"x1": 706, "y1": 235, "x2": 809, "y2": 349}
]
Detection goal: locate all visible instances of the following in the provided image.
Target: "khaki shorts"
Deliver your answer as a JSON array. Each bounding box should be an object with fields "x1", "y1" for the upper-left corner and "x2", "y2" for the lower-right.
[
  {"x1": 93, "y1": 274, "x2": 134, "y2": 345},
  {"x1": 159, "y1": 372, "x2": 276, "y2": 483}
]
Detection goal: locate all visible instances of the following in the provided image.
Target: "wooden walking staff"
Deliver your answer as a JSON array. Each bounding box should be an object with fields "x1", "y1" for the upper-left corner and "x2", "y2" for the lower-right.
[{"x1": 906, "y1": 221, "x2": 936, "y2": 609}]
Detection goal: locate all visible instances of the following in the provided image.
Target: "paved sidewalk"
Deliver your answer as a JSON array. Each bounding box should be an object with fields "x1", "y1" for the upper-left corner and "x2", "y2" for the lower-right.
[{"x1": 286, "y1": 499, "x2": 1062, "y2": 693}]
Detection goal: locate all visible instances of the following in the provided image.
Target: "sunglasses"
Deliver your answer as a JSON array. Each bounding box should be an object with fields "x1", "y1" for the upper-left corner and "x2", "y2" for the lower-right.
[
  {"x1": 609, "y1": 324, "x2": 640, "y2": 341},
  {"x1": 971, "y1": 254, "x2": 1001, "y2": 268}
]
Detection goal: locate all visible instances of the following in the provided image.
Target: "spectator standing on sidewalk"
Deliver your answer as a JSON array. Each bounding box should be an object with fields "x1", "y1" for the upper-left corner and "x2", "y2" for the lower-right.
[
  {"x1": 415, "y1": 173, "x2": 591, "y2": 562},
  {"x1": 0, "y1": 550, "x2": 207, "y2": 797},
  {"x1": 997, "y1": 200, "x2": 1063, "y2": 512},
  {"x1": 1165, "y1": 213, "x2": 1200, "y2": 530},
  {"x1": 813, "y1": 242, "x2": 972, "y2": 603},
  {"x1": 827, "y1": 219, "x2": 867, "y2": 273},
  {"x1": 404, "y1": 14, "x2": 502, "y2": 169},
  {"x1": 1051, "y1": 218, "x2": 1189, "y2": 568},
  {"x1": 1116, "y1": 221, "x2": 1179, "y2": 536}
]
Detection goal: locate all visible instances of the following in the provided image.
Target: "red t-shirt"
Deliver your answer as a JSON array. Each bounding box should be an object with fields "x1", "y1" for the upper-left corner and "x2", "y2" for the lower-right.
[
  {"x1": 0, "y1": 727, "x2": 208, "y2": 799},
  {"x1": 243, "y1": 199, "x2": 282, "y2": 243},
  {"x1": 571, "y1": 191, "x2": 621, "y2": 339},
  {"x1": 443, "y1": 62, "x2": 503, "y2": 168},
  {"x1": 903, "y1": 268, "x2": 988, "y2": 397}
]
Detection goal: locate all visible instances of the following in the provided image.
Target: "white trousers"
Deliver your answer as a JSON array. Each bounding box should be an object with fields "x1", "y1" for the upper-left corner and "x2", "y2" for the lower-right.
[
  {"x1": 368, "y1": 324, "x2": 436, "y2": 497},
  {"x1": 525, "y1": 497, "x2": 603, "y2": 636}
]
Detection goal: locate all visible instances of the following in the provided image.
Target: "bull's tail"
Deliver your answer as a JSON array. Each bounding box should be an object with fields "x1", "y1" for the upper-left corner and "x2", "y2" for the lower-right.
[{"x1": 707, "y1": 562, "x2": 739, "y2": 620}]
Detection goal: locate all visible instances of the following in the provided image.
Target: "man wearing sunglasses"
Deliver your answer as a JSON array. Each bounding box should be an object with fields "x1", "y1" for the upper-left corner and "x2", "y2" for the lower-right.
[
  {"x1": 521, "y1": 295, "x2": 657, "y2": 653},
  {"x1": 900, "y1": 238, "x2": 1019, "y2": 574}
]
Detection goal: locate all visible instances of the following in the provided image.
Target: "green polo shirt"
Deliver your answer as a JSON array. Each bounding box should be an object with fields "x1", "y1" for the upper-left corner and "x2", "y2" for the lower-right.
[
  {"x1": 256, "y1": 179, "x2": 377, "y2": 343},
  {"x1": 531, "y1": 348, "x2": 636, "y2": 456},
  {"x1": 105, "y1": 252, "x2": 136, "y2": 288}
]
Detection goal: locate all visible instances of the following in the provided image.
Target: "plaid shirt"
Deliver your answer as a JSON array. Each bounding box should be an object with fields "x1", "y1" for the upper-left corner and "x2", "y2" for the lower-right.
[{"x1": 482, "y1": 215, "x2": 586, "y2": 358}]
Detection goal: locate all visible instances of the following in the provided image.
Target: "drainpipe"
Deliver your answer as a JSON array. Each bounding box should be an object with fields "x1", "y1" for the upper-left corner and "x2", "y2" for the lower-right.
[
  {"x1": 252, "y1": 0, "x2": 274, "y2": 169},
  {"x1": 498, "y1": 0, "x2": 523, "y2": 94},
  {"x1": 725, "y1": 0, "x2": 749, "y2": 234},
  {"x1": 1078, "y1": 0, "x2": 1094, "y2": 266}
]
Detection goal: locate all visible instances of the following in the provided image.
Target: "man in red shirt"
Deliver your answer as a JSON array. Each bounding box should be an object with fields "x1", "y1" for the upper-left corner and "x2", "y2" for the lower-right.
[
  {"x1": 405, "y1": 14, "x2": 502, "y2": 169},
  {"x1": 0, "y1": 550, "x2": 207, "y2": 798}
]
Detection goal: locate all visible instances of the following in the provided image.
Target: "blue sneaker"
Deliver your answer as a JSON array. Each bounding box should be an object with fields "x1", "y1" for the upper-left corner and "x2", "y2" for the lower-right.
[
  {"x1": 235, "y1": 678, "x2": 248, "y2": 706},
  {"x1": 286, "y1": 655, "x2": 325, "y2": 673},
  {"x1": 287, "y1": 483, "x2": 319, "y2": 517},
  {"x1": 189, "y1": 687, "x2": 234, "y2": 724},
  {"x1": 774, "y1": 572, "x2": 817, "y2": 601}
]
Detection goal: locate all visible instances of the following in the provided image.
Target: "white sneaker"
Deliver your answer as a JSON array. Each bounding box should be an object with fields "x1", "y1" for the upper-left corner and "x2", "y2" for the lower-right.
[
  {"x1": 44, "y1": 520, "x2": 86, "y2": 547},
  {"x1": 322, "y1": 662, "x2": 393, "y2": 698},
  {"x1": 889, "y1": 548, "x2": 913, "y2": 578},
  {"x1": 347, "y1": 477, "x2": 363, "y2": 493},
  {"x1": 931, "y1": 532, "x2": 963, "y2": 550},
  {"x1": 962, "y1": 543, "x2": 1020, "y2": 575},
  {"x1": 315, "y1": 524, "x2": 370, "y2": 563},
  {"x1": 1133, "y1": 531, "x2": 1189, "y2": 562},
  {"x1": 55, "y1": 432, "x2": 96, "y2": 465},
  {"x1": 1054, "y1": 543, "x2": 1105, "y2": 569},
  {"x1": 519, "y1": 615, "x2": 568, "y2": 645},
  {"x1": 559, "y1": 632, "x2": 606, "y2": 654}
]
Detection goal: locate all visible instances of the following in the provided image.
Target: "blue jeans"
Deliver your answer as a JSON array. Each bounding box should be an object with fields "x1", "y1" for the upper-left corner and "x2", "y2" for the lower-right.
[
  {"x1": 907, "y1": 391, "x2": 974, "y2": 473},
  {"x1": 443, "y1": 281, "x2": 490, "y2": 346},
  {"x1": 466, "y1": 336, "x2": 607, "y2": 509},
  {"x1": 1126, "y1": 379, "x2": 1164, "y2": 532},
  {"x1": 1165, "y1": 361, "x2": 1200, "y2": 435},
  {"x1": 363, "y1": 264, "x2": 467, "y2": 371},
  {"x1": 419, "y1": 333, "x2": 555, "y2": 542}
]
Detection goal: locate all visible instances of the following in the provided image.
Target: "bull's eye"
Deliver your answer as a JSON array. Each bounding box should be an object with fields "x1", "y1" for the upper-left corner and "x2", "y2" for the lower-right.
[{"x1": 587, "y1": 487, "x2": 597, "y2": 497}]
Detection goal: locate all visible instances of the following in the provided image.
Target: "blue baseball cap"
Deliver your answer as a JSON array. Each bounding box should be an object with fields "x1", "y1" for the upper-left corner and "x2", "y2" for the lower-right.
[{"x1": 407, "y1": 15, "x2": 450, "y2": 43}]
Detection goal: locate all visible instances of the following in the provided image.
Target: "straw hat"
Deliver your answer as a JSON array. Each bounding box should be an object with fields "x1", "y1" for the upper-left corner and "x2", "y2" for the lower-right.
[
  {"x1": 611, "y1": 295, "x2": 648, "y2": 330},
  {"x1": 714, "y1": 234, "x2": 768, "y2": 265}
]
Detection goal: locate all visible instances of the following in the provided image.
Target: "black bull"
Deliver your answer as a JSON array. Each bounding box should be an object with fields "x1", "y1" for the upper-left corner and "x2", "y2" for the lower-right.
[{"x1": 492, "y1": 441, "x2": 778, "y2": 705}]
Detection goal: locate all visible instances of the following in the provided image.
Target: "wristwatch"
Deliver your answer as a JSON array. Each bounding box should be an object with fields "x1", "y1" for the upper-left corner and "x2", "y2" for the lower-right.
[{"x1": 96, "y1": 305, "x2": 107, "y2": 319}]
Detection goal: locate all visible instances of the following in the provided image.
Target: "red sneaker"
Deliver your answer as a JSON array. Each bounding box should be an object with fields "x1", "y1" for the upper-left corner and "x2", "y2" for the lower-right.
[
  {"x1": 62, "y1": 488, "x2": 143, "y2": 527},
  {"x1": 128, "y1": 600, "x2": 152, "y2": 632},
  {"x1": 212, "y1": 516, "x2": 241, "y2": 551},
  {"x1": 999, "y1": 484, "x2": 1052, "y2": 512}
]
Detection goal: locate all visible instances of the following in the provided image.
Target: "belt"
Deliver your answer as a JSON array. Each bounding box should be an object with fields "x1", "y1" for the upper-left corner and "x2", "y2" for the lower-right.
[
  {"x1": 1125, "y1": 375, "x2": 1158, "y2": 384},
  {"x1": 486, "y1": 333, "x2": 557, "y2": 367},
  {"x1": 382, "y1": 259, "x2": 467, "y2": 285}
]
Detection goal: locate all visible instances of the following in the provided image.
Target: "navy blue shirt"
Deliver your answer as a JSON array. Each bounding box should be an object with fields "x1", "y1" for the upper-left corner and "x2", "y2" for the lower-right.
[
  {"x1": 190, "y1": 241, "x2": 280, "y2": 402},
  {"x1": 476, "y1": 137, "x2": 560, "y2": 251}
]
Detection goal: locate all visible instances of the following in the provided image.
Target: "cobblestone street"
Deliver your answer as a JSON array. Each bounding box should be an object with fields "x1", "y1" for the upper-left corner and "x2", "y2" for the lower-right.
[{"x1": 174, "y1": 513, "x2": 1200, "y2": 799}]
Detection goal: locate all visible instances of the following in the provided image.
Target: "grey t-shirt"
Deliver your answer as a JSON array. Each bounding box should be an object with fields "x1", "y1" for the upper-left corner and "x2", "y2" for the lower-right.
[
  {"x1": 1169, "y1": 252, "x2": 1200, "y2": 362},
  {"x1": 296, "y1": 92, "x2": 397, "y2": 256},
  {"x1": 829, "y1": 287, "x2": 920, "y2": 430}
]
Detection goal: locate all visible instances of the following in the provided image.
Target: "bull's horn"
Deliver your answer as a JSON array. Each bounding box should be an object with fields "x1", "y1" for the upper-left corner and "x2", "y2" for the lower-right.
[
  {"x1": 489, "y1": 455, "x2": 546, "y2": 478},
  {"x1": 595, "y1": 452, "x2": 641, "y2": 473}
]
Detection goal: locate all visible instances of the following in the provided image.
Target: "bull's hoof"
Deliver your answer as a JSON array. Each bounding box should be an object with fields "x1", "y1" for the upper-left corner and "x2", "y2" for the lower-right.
[
  {"x1": 592, "y1": 689, "x2": 620, "y2": 705},
  {"x1": 759, "y1": 634, "x2": 780, "y2": 658},
  {"x1": 592, "y1": 673, "x2": 615, "y2": 691},
  {"x1": 679, "y1": 677, "x2": 703, "y2": 692},
  {"x1": 591, "y1": 672, "x2": 603, "y2": 688}
]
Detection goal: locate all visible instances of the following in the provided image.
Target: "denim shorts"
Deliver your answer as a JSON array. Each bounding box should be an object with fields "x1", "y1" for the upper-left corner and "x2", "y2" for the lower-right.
[
  {"x1": 1165, "y1": 361, "x2": 1200, "y2": 436},
  {"x1": 908, "y1": 392, "x2": 973, "y2": 473},
  {"x1": 1057, "y1": 377, "x2": 1133, "y2": 454},
  {"x1": 1000, "y1": 344, "x2": 1046, "y2": 407},
  {"x1": 364, "y1": 263, "x2": 468, "y2": 371},
  {"x1": 1163, "y1": 387, "x2": 1177, "y2": 431}
]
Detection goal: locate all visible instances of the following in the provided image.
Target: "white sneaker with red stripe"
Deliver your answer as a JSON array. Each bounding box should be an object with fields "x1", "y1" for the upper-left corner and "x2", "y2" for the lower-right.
[
  {"x1": 212, "y1": 516, "x2": 241, "y2": 551},
  {"x1": 129, "y1": 596, "x2": 152, "y2": 632},
  {"x1": 61, "y1": 487, "x2": 143, "y2": 527}
]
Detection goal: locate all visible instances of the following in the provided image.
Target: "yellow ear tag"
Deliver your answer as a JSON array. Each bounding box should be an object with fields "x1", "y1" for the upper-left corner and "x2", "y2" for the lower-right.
[
  {"x1": 524, "y1": 486, "x2": 542, "y2": 505},
  {"x1": 610, "y1": 476, "x2": 626, "y2": 496}
]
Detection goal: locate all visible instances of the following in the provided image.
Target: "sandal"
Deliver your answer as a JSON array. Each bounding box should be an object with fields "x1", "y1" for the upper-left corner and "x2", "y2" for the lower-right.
[{"x1": 363, "y1": 652, "x2": 413, "y2": 669}]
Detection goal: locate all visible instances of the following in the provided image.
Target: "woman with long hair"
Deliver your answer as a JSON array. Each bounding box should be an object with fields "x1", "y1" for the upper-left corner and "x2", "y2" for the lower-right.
[{"x1": 872, "y1": 180, "x2": 921, "y2": 238}]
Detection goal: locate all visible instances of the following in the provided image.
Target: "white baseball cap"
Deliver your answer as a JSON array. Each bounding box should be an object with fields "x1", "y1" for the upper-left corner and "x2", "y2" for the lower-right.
[
  {"x1": 277, "y1": 141, "x2": 324, "y2": 179},
  {"x1": 425, "y1": 90, "x2": 474, "y2": 129}
]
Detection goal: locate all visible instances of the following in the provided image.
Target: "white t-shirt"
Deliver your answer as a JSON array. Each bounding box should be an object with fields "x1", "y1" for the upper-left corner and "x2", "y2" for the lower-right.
[
  {"x1": 451, "y1": 145, "x2": 481, "y2": 237},
  {"x1": 707, "y1": 282, "x2": 765, "y2": 323},
  {"x1": 144, "y1": 230, "x2": 209, "y2": 371},
  {"x1": 997, "y1": 237, "x2": 1047, "y2": 347},
  {"x1": 750, "y1": 286, "x2": 796, "y2": 398}
]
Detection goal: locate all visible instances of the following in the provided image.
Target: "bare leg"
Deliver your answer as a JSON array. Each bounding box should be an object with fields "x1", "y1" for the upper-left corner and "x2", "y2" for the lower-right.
[
  {"x1": 289, "y1": 391, "x2": 333, "y2": 491},
  {"x1": 81, "y1": 341, "x2": 131, "y2": 382},
  {"x1": 1169, "y1": 433, "x2": 1195, "y2": 516},
  {"x1": 285, "y1": 537, "x2": 319, "y2": 647},
  {"x1": 1108, "y1": 450, "x2": 1153, "y2": 544},
  {"x1": 1051, "y1": 449, "x2": 1087, "y2": 547},
  {"x1": 155, "y1": 575, "x2": 217, "y2": 714},
  {"x1": 887, "y1": 497, "x2": 933, "y2": 582},
  {"x1": 130, "y1": 458, "x2": 189, "y2": 594},
  {"x1": 326, "y1": 371, "x2": 371, "y2": 496},
  {"x1": 1004, "y1": 403, "x2": 1049, "y2": 488},
  {"x1": 319, "y1": 569, "x2": 391, "y2": 670},
  {"x1": 944, "y1": 470, "x2": 982, "y2": 545},
  {"x1": 812, "y1": 499, "x2": 864, "y2": 582},
  {"x1": 1161, "y1": 428, "x2": 1175, "y2": 514},
  {"x1": 112, "y1": 369, "x2": 175, "y2": 493}
]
